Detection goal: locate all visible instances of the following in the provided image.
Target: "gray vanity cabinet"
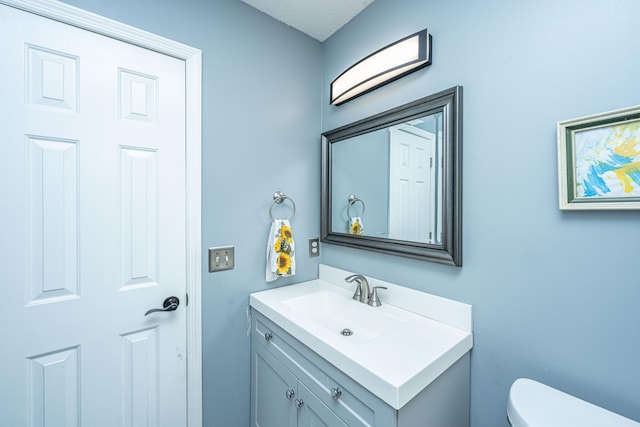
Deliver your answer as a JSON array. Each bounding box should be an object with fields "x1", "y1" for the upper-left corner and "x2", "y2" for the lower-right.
[
  {"x1": 251, "y1": 310, "x2": 394, "y2": 427},
  {"x1": 250, "y1": 309, "x2": 471, "y2": 427}
]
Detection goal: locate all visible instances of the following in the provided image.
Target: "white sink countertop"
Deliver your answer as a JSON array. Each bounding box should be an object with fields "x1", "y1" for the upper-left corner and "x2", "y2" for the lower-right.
[{"x1": 249, "y1": 264, "x2": 473, "y2": 409}]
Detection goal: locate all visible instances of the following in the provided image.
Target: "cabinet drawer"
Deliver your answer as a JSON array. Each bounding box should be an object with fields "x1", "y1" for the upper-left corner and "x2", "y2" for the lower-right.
[{"x1": 252, "y1": 309, "x2": 395, "y2": 427}]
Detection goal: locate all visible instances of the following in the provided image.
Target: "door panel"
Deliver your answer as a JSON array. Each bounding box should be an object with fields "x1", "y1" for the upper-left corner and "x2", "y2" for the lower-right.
[
  {"x1": 0, "y1": 4, "x2": 187, "y2": 426},
  {"x1": 121, "y1": 328, "x2": 159, "y2": 427},
  {"x1": 28, "y1": 346, "x2": 80, "y2": 427},
  {"x1": 26, "y1": 135, "x2": 79, "y2": 306}
]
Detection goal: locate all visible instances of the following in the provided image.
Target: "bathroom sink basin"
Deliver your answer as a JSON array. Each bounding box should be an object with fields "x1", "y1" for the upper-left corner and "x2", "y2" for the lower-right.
[
  {"x1": 249, "y1": 265, "x2": 473, "y2": 409},
  {"x1": 281, "y1": 290, "x2": 408, "y2": 345}
]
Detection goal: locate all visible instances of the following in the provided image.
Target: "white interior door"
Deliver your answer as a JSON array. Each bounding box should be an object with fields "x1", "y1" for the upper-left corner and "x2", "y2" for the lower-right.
[
  {"x1": 0, "y1": 4, "x2": 189, "y2": 426},
  {"x1": 388, "y1": 125, "x2": 436, "y2": 243}
]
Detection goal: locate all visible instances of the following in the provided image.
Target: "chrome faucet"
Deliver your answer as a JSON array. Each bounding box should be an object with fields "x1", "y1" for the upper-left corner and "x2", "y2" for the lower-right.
[{"x1": 345, "y1": 274, "x2": 370, "y2": 303}]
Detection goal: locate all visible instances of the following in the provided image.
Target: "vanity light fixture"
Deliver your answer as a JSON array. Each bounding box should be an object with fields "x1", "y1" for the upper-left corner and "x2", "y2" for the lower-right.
[{"x1": 330, "y1": 29, "x2": 432, "y2": 106}]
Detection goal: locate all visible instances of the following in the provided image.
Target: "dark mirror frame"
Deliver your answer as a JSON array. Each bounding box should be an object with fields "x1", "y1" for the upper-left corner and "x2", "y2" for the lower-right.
[{"x1": 321, "y1": 86, "x2": 462, "y2": 266}]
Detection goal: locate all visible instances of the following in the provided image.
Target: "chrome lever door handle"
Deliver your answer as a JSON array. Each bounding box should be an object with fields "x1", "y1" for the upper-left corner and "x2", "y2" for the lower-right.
[{"x1": 145, "y1": 296, "x2": 180, "y2": 316}]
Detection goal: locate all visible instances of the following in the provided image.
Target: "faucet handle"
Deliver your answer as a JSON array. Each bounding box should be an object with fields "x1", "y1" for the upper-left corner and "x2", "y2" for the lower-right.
[{"x1": 367, "y1": 286, "x2": 387, "y2": 307}]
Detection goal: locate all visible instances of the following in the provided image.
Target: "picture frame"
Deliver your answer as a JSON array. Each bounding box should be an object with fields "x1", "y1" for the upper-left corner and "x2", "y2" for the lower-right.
[{"x1": 557, "y1": 105, "x2": 640, "y2": 210}]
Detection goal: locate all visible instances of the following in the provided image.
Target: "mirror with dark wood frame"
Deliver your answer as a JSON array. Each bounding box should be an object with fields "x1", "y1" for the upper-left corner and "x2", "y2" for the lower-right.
[{"x1": 321, "y1": 86, "x2": 462, "y2": 266}]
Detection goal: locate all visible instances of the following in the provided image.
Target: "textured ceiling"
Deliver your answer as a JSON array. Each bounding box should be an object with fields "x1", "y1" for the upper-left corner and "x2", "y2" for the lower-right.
[{"x1": 240, "y1": 0, "x2": 375, "y2": 42}]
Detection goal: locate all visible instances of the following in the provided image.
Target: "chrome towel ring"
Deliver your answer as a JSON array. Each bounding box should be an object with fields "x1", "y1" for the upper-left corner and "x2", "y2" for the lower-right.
[
  {"x1": 347, "y1": 194, "x2": 365, "y2": 219},
  {"x1": 270, "y1": 191, "x2": 296, "y2": 222}
]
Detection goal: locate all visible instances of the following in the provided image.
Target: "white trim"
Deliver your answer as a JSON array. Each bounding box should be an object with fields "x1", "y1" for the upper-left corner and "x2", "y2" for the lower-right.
[{"x1": 0, "y1": 1, "x2": 203, "y2": 425}]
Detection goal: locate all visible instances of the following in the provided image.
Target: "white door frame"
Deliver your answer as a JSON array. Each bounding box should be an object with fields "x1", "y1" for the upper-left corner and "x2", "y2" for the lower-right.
[{"x1": 0, "y1": 0, "x2": 203, "y2": 425}]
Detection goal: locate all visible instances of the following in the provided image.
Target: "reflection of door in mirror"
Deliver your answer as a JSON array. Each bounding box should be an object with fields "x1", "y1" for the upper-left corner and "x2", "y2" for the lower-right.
[
  {"x1": 387, "y1": 109, "x2": 443, "y2": 244},
  {"x1": 388, "y1": 125, "x2": 436, "y2": 243}
]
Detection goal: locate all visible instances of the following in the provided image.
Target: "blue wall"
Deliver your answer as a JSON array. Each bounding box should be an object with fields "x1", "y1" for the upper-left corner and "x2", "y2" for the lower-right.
[
  {"x1": 60, "y1": 0, "x2": 321, "y2": 425},
  {"x1": 322, "y1": 0, "x2": 640, "y2": 426},
  {"x1": 55, "y1": 0, "x2": 640, "y2": 425}
]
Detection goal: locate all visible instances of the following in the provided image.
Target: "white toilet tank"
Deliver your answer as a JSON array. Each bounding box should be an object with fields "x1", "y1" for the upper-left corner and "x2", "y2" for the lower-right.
[{"x1": 507, "y1": 378, "x2": 640, "y2": 427}]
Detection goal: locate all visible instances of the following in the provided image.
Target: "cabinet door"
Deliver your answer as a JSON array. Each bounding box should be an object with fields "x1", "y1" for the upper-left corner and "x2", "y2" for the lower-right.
[
  {"x1": 251, "y1": 339, "x2": 297, "y2": 427},
  {"x1": 297, "y1": 383, "x2": 348, "y2": 427}
]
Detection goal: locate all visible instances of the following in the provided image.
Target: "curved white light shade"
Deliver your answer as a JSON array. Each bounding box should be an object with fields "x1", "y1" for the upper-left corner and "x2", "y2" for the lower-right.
[{"x1": 330, "y1": 29, "x2": 432, "y2": 106}]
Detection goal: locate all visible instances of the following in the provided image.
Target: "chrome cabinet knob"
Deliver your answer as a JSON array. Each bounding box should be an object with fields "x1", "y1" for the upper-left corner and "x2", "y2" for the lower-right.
[
  {"x1": 285, "y1": 389, "x2": 295, "y2": 400},
  {"x1": 330, "y1": 387, "x2": 342, "y2": 400},
  {"x1": 294, "y1": 399, "x2": 304, "y2": 408},
  {"x1": 264, "y1": 332, "x2": 273, "y2": 342}
]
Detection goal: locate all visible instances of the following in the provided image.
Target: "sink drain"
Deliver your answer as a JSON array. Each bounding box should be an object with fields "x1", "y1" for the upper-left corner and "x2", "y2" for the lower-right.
[{"x1": 340, "y1": 328, "x2": 353, "y2": 336}]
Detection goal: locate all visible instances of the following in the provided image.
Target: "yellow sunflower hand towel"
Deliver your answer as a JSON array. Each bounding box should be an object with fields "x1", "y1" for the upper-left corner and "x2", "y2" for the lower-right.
[
  {"x1": 266, "y1": 219, "x2": 295, "y2": 282},
  {"x1": 349, "y1": 216, "x2": 364, "y2": 235}
]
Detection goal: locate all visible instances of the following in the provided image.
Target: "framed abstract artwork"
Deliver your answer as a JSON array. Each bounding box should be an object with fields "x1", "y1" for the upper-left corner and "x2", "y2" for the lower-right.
[{"x1": 557, "y1": 106, "x2": 640, "y2": 210}]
